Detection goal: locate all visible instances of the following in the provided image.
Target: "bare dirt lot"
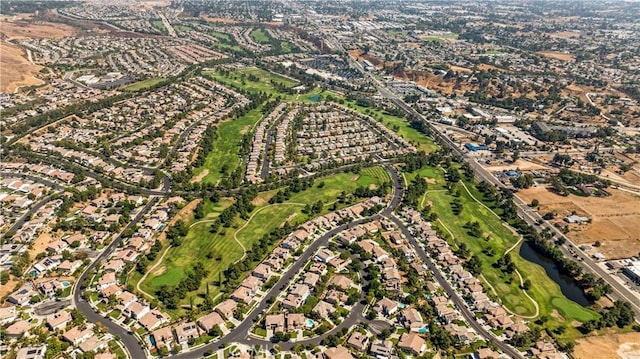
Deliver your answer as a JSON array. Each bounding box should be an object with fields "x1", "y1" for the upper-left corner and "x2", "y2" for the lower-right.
[
  {"x1": 0, "y1": 277, "x2": 20, "y2": 299},
  {"x1": 574, "y1": 332, "x2": 640, "y2": 359},
  {"x1": 28, "y1": 230, "x2": 54, "y2": 261},
  {"x1": 1, "y1": 16, "x2": 77, "y2": 39},
  {"x1": 0, "y1": 41, "x2": 43, "y2": 93},
  {"x1": 485, "y1": 159, "x2": 548, "y2": 172},
  {"x1": 537, "y1": 51, "x2": 575, "y2": 62},
  {"x1": 0, "y1": 15, "x2": 77, "y2": 93},
  {"x1": 518, "y1": 186, "x2": 640, "y2": 259},
  {"x1": 200, "y1": 15, "x2": 240, "y2": 24}
]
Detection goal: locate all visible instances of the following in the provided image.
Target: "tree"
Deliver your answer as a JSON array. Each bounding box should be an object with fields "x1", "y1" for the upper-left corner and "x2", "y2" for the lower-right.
[
  {"x1": 466, "y1": 254, "x2": 482, "y2": 274},
  {"x1": 530, "y1": 199, "x2": 539, "y2": 207},
  {"x1": 0, "y1": 271, "x2": 9, "y2": 285}
]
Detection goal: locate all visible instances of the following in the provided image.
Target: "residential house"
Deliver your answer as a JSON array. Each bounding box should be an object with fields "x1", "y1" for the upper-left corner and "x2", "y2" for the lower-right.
[
  {"x1": 197, "y1": 312, "x2": 224, "y2": 334},
  {"x1": 313, "y1": 300, "x2": 336, "y2": 318},
  {"x1": 46, "y1": 311, "x2": 72, "y2": 331},
  {"x1": 373, "y1": 297, "x2": 398, "y2": 317},
  {"x1": 215, "y1": 300, "x2": 237, "y2": 320},
  {"x1": 369, "y1": 339, "x2": 394, "y2": 359},
  {"x1": 315, "y1": 248, "x2": 338, "y2": 263},
  {"x1": 151, "y1": 326, "x2": 175, "y2": 350},
  {"x1": 476, "y1": 347, "x2": 501, "y2": 359},
  {"x1": 286, "y1": 313, "x2": 305, "y2": 331},
  {"x1": 123, "y1": 301, "x2": 150, "y2": 320},
  {"x1": 139, "y1": 309, "x2": 170, "y2": 331},
  {"x1": 8, "y1": 284, "x2": 37, "y2": 306},
  {"x1": 6, "y1": 320, "x2": 30, "y2": 338},
  {"x1": 303, "y1": 272, "x2": 320, "y2": 287},
  {"x1": 265, "y1": 314, "x2": 285, "y2": 333},
  {"x1": 252, "y1": 264, "x2": 272, "y2": 280},
  {"x1": 399, "y1": 308, "x2": 424, "y2": 331},
  {"x1": 397, "y1": 333, "x2": 427, "y2": 355},
  {"x1": 0, "y1": 306, "x2": 17, "y2": 324},
  {"x1": 16, "y1": 345, "x2": 47, "y2": 359},
  {"x1": 63, "y1": 326, "x2": 94, "y2": 345},
  {"x1": 347, "y1": 330, "x2": 369, "y2": 352},
  {"x1": 175, "y1": 321, "x2": 199, "y2": 345},
  {"x1": 324, "y1": 345, "x2": 354, "y2": 359},
  {"x1": 329, "y1": 275, "x2": 353, "y2": 290},
  {"x1": 97, "y1": 272, "x2": 117, "y2": 290}
]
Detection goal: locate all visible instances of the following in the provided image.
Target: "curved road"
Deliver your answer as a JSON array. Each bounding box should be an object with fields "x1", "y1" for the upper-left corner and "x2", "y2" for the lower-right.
[{"x1": 73, "y1": 196, "x2": 162, "y2": 359}]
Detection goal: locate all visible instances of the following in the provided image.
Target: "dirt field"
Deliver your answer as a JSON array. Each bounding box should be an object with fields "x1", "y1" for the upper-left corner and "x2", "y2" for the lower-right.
[
  {"x1": 0, "y1": 277, "x2": 20, "y2": 299},
  {"x1": 575, "y1": 332, "x2": 640, "y2": 359},
  {"x1": 450, "y1": 65, "x2": 473, "y2": 73},
  {"x1": 518, "y1": 186, "x2": 640, "y2": 259},
  {"x1": 537, "y1": 51, "x2": 575, "y2": 62},
  {"x1": 0, "y1": 16, "x2": 77, "y2": 93},
  {"x1": 200, "y1": 15, "x2": 240, "y2": 24},
  {"x1": 485, "y1": 159, "x2": 548, "y2": 172},
  {"x1": 0, "y1": 42, "x2": 43, "y2": 93},
  {"x1": 550, "y1": 31, "x2": 581, "y2": 39},
  {"x1": 190, "y1": 169, "x2": 209, "y2": 183},
  {"x1": 1, "y1": 20, "x2": 76, "y2": 40},
  {"x1": 28, "y1": 230, "x2": 54, "y2": 261}
]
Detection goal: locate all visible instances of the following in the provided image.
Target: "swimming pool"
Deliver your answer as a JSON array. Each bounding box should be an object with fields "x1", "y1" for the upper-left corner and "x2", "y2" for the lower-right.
[
  {"x1": 305, "y1": 319, "x2": 316, "y2": 327},
  {"x1": 397, "y1": 303, "x2": 408, "y2": 309},
  {"x1": 61, "y1": 281, "x2": 70, "y2": 288},
  {"x1": 417, "y1": 326, "x2": 429, "y2": 334}
]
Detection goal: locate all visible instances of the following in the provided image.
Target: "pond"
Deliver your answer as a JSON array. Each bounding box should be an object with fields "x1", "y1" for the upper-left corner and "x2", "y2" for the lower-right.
[{"x1": 519, "y1": 241, "x2": 590, "y2": 306}]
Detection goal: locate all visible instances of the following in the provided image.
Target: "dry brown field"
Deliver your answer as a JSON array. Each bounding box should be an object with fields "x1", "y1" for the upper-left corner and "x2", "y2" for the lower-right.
[
  {"x1": 517, "y1": 186, "x2": 640, "y2": 259},
  {"x1": 574, "y1": 332, "x2": 640, "y2": 359},
  {"x1": 0, "y1": 16, "x2": 77, "y2": 93},
  {"x1": 537, "y1": 51, "x2": 575, "y2": 62}
]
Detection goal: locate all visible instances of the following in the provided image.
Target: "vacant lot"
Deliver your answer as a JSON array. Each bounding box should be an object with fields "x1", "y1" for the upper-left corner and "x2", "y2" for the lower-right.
[
  {"x1": 0, "y1": 16, "x2": 77, "y2": 39},
  {"x1": 574, "y1": 332, "x2": 640, "y2": 359},
  {"x1": 518, "y1": 186, "x2": 640, "y2": 259},
  {"x1": 0, "y1": 42, "x2": 43, "y2": 93},
  {"x1": 0, "y1": 16, "x2": 76, "y2": 93},
  {"x1": 537, "y1": 51, "x2": 575, "y2": 62}
]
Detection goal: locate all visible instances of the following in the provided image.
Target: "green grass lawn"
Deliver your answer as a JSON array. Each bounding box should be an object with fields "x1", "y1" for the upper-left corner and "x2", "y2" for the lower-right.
[
  {"x1": 250, "y1": 28, "x2": 271, "y2": 44},
  {"x1": 205, "y1": 67, "x2": 298, "y2": 95},
  {"x1": 151, "y1": 20, "x2": 166, "y2": 33},
  {"x1": 212, "y1": 42, "x2": 247, "y2": 55},
  {"x1": 209, "y1": 31, "x2": 232, "y2": 42},
  {"x1": 416, "y1": 169, "x2": 597, "y2": 335},
  {"x1": 141, "y1": 169, "x2": 384, "y2": 318},
  {"x1": 193, "y1": 67, "x2": 308, "y2": 184},
  {"x1": 192, "y1": 105, "x2": 264, "y2": 185},
  {"x1": 357, "y1": 166, "x2": 391, "y2": 187},
  {"x1": 338, "y1": 100, "x2": 439, "y2": 153},
  {"x1": 280, "y1": 42, "x2": 293, "y2": 54},
  {"x1": 174, "y1": 24, "x2": 193, "y2": 32},
  {"x1": 121, "y1": 78, "x2": 165, "y2": 92},
  {"x1": 422, "y1": 36, "x2": 445, "y2": 43}
]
